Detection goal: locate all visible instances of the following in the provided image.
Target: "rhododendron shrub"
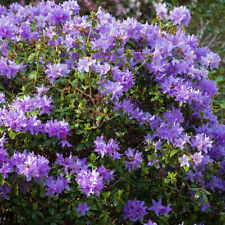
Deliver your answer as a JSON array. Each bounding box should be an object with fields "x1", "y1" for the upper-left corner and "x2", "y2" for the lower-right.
[{"x1": 0, "y1": 1, "x2": 224, "y2": 224}]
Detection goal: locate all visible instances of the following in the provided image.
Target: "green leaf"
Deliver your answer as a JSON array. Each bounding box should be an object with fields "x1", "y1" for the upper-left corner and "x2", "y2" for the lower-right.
[
  {"x1": 164, "y1": 178, "x2": 170, "y2": 184},
  {"x1": 28, "y1": 52, "x2": 37, "y2": 61},
  {"x1": 116, "y1": 40, "x2": 121, "y2": 47},
  {"x1": 49, "y1": 207, "x2": 55, "y2": 216},
  {"x1": 9, "y1": 130, "x2": 16, "y2": 140},
  {"x1": 29, "y1": 71, "x2": 37, "y2": 80},
  {"x1": 142, "y1": 167, "x2": 149, "y2": 175},
  {"x1": 117, "y1": 190, "x2": 123, "y2": 197},
  {"x1": 14, "y1": 184, "x2": 19, "y2": 196},
  {"x1": 220, "y1": 102, "x2": 225, "y2": 108},
  {"x1": 78, "y1": 72, "x2": 86, "y2": 81},
  {"x1": 170, "y1": 149, "x2": 178, "y2": 158},
  {"x1": 33, "y1": 202, "x2": 38, "y2": 211},
  {"x1": 50, "y1": 222, "x2": 57, "y2": 225},
  {"x1": 90, "y1": 204, "x2": 98, "y2": 210},
  {"x1": 0, "y1": 174, "x2": 4, "y2": 186},
  {"x1": 202, "y1": 193, "x2": 208, "y2": 203},
  {"x1": 190, "y1": 187, "x2": 200, "y2": 192},
  {"x1": 96, "y1": 115, "x2": 102, "y2": 121},
  {"x1": 184, "y1": 165, "x2": 189, "y2": 172},
  {"x1": 89, "y1": 153, "x2": 98, "y2": 162},
  {"x1": 102, "y1": 192, "x2": 110, "y2": 199},
  {"x1": 194, "y1": 191, "x2": 200, "y2": 200},
  {"x1": 215, "y1": 76, "x2": 223, "y2": 83}
]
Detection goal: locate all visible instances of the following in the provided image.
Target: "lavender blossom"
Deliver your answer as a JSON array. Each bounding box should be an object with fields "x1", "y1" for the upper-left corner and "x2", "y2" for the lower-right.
[
  {"x1": 179, "y1": 154, "x2": 190, "y2": 167},
  {"x1": 0, "y1": 93, "x2": 5, "y2": 104},
  {"x1": 154, "y1": 3, "x2": 168, "y2": 20},
  {"x1": 77, "y1": 57, "x2": 94, "y2": 73},
  {"x1": 144, "y1": 220, "x2": 157, "y2": 225},
  {"x1": 123, "y1": 199, "x2": 147, "y2": 222},
  {"x1": 149, "y1": 199, "x2": 171, "y2": 217},
  {"x1": 192, "y1": 152, "x2": 204, "y2": 165},
  {"x1": 76, "y1": 169, "x2": 103, "y2": 197},
  {"x1": 170, "y1": 6, "x2": 191, "y2": 26},
  {"x1": 76, "y1": 202, "x2": 89, "y2": 216},
  {"x1": 125, "y1": 148, "x2": 143, "y2": 171},
  {"x1": 45, "y1": 175, "x2": 70, "y2": 197},
  {"x1": 46, "y1": 63, "x2": 70, "y2": 84},
  {"x1": 94, "y1": 135, "x2": 107, "y2": 158},
  {"x1": 191, "y1": 133, "x2": 212, "y2": 153}
]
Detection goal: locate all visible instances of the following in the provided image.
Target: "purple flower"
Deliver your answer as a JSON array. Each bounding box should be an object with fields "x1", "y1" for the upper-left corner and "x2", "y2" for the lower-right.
[
  {"x1": 0, "y1": 18, "x2": 16, "y2": 40},
  {"x1": 44, "y1": 119, "x2": 70, "y2": 140},
  {"x1": 164, "y1": 107, "x2": 183, "y2": 124},
  {"x1": 49, "y1": 8, "x2": 69, "y2": 25},
  {"x1": 76, "y1": 169, "x2": 103, "y2": 197},
  {"x1": 0, "y1": 162, "x2": 13, "y2": 178},
  {"x1": 149, "y1": 199, "x2": 171, "y2": 217},
  {"x1": 55, "y1": 153, "x2": 65, "y2": 165},
  {"x1": 60, "y1": 140, "x2": 72, "y2": 148},
  {"x1": 144, "y1": 220, "x2": 157, "y2": 225},
  {"x1": 210, "y1": 176, "x2": 225, "y2": 192},
  {"x1": 106, "y1": 138, "x2": 121, "y2": 159},
  {"x1": 94, "y1": 136, "x2": 121, "y2": 159},
  {"x1": 46, "y1": 63, "x2": 70, "y2": 84},
  {"x1": 19, "y1": 22, "x2": 31, "y2": 40},
  {"x1": 77, "y1": 57, "x2": 94, "y2": 73},
  {"x1": 0, "y1": 93, "x2": 5, "y2": 104},
  {"x1": 125, "y1": 148, "x2": 143, "y2": 171},
  {"x1": 97, "y1": 165, "x2": 114, "y2": 182},
  {"x1": 148, "y1": 158, "x2": 158, "y2": 167},
  {"x1": 170, "y1": 6, "x2": 191, "y2": 26},
  {"x1": 179, "y1": 154, "x2": 189, "y2": 167},
  {"x1": 55, "y1": 154, "x2": 88, "y2": 174},
  {"x1": 10, "y1": 151, "x2": 50, "y2": 181},
  {"x1": 145, "y1": 134, "x2": 154, "y2": 145},
  {"x1": 123, "y1": 199, "x2": 147, "y2": 222},
  {"x1": 0, "y1": 147, "x2": 7, "y2": 165},
  {"x1": 94, "y1": 135, "x2": 107, "y2": 158},
  {"x1": 191, "y1": 133, "x2": 212, "y2": 153},
  {"x1": 201, "y1": 52, "x2": 221, "y2": 69},
  {"x1": 92, "y1": 62, "x2": 110, "y2": 78},
  {"x1": 101, "y1": 81, "x2": 123, "y2": 100},
  {"x1": 198, "y1": 79, "x2": 218, "y2": 97},
  {"x1": 0, "y1": 183, "x2": 11, "y2": 200},
  {"x1": 192, "y1": 152, "x2": 204, "y2": 165},
  {"x1": 154, "y1": 3, "x2": 168, "y2": 20},
  {"x1": 0, "y1": 56, "x2": 24, "y2": 79},
  {"x1": 45, "y1": 175, "x2": 70, "y2": 197},
  {"x1": 36, "y1": 84, "x2": 49, "y2": 95},
  {"x1": 112, "y1": 67, "x2": 134, "y2": 92},
  {"x1": 62, "y1": 0, "x2": 80, "y2": 14},
  {"x1": 11, "y1": 94, "x2": 54, "y2": 116},
  {"x1": 156, "y1": 122, "x2": 184, "y2": 144},
  {"x1": 201, "y1": 202, "x2": 210, "y2": 212},
  {"x1": 76, "y1": 202, "x2": 89, "y2": 216}
]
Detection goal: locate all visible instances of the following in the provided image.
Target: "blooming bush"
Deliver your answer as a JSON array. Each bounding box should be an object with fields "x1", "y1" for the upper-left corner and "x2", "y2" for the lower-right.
[{"x1": 0, "y1": 1, "x2": 224, "y2": 224}]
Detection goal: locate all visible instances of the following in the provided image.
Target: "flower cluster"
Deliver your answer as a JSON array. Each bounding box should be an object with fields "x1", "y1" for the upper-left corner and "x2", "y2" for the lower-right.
[
  {"x1": 0, "y1": 151, "x2": 50, "y2": 181},
  {"x1": 149, "y1": 199, "x2": 171, "y2": 217},
  {"x1": 46, "y1": 63, "x2": 70, "y2": 84},
  {"x1": 76, "y1": 202, "x2": 89, "y2": 216},
  {"x1": 123, "y1": 199, "x2": 148, "y2": 222},
  {"x1": 75, "y1": 169, "x2": 104, "y2": 197},
  {"x1": 94, "y1": 136, "x2": 121, "y2": 159},
  {"x1": 45, "y1": 175, "x2": 70, "y2": 197},
  {"x1": 0, "y1": 56, "x2": 25, "y2": 78},
  {"x1": 124, "y1": 148, "x2": 143, "y2": 171}
]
